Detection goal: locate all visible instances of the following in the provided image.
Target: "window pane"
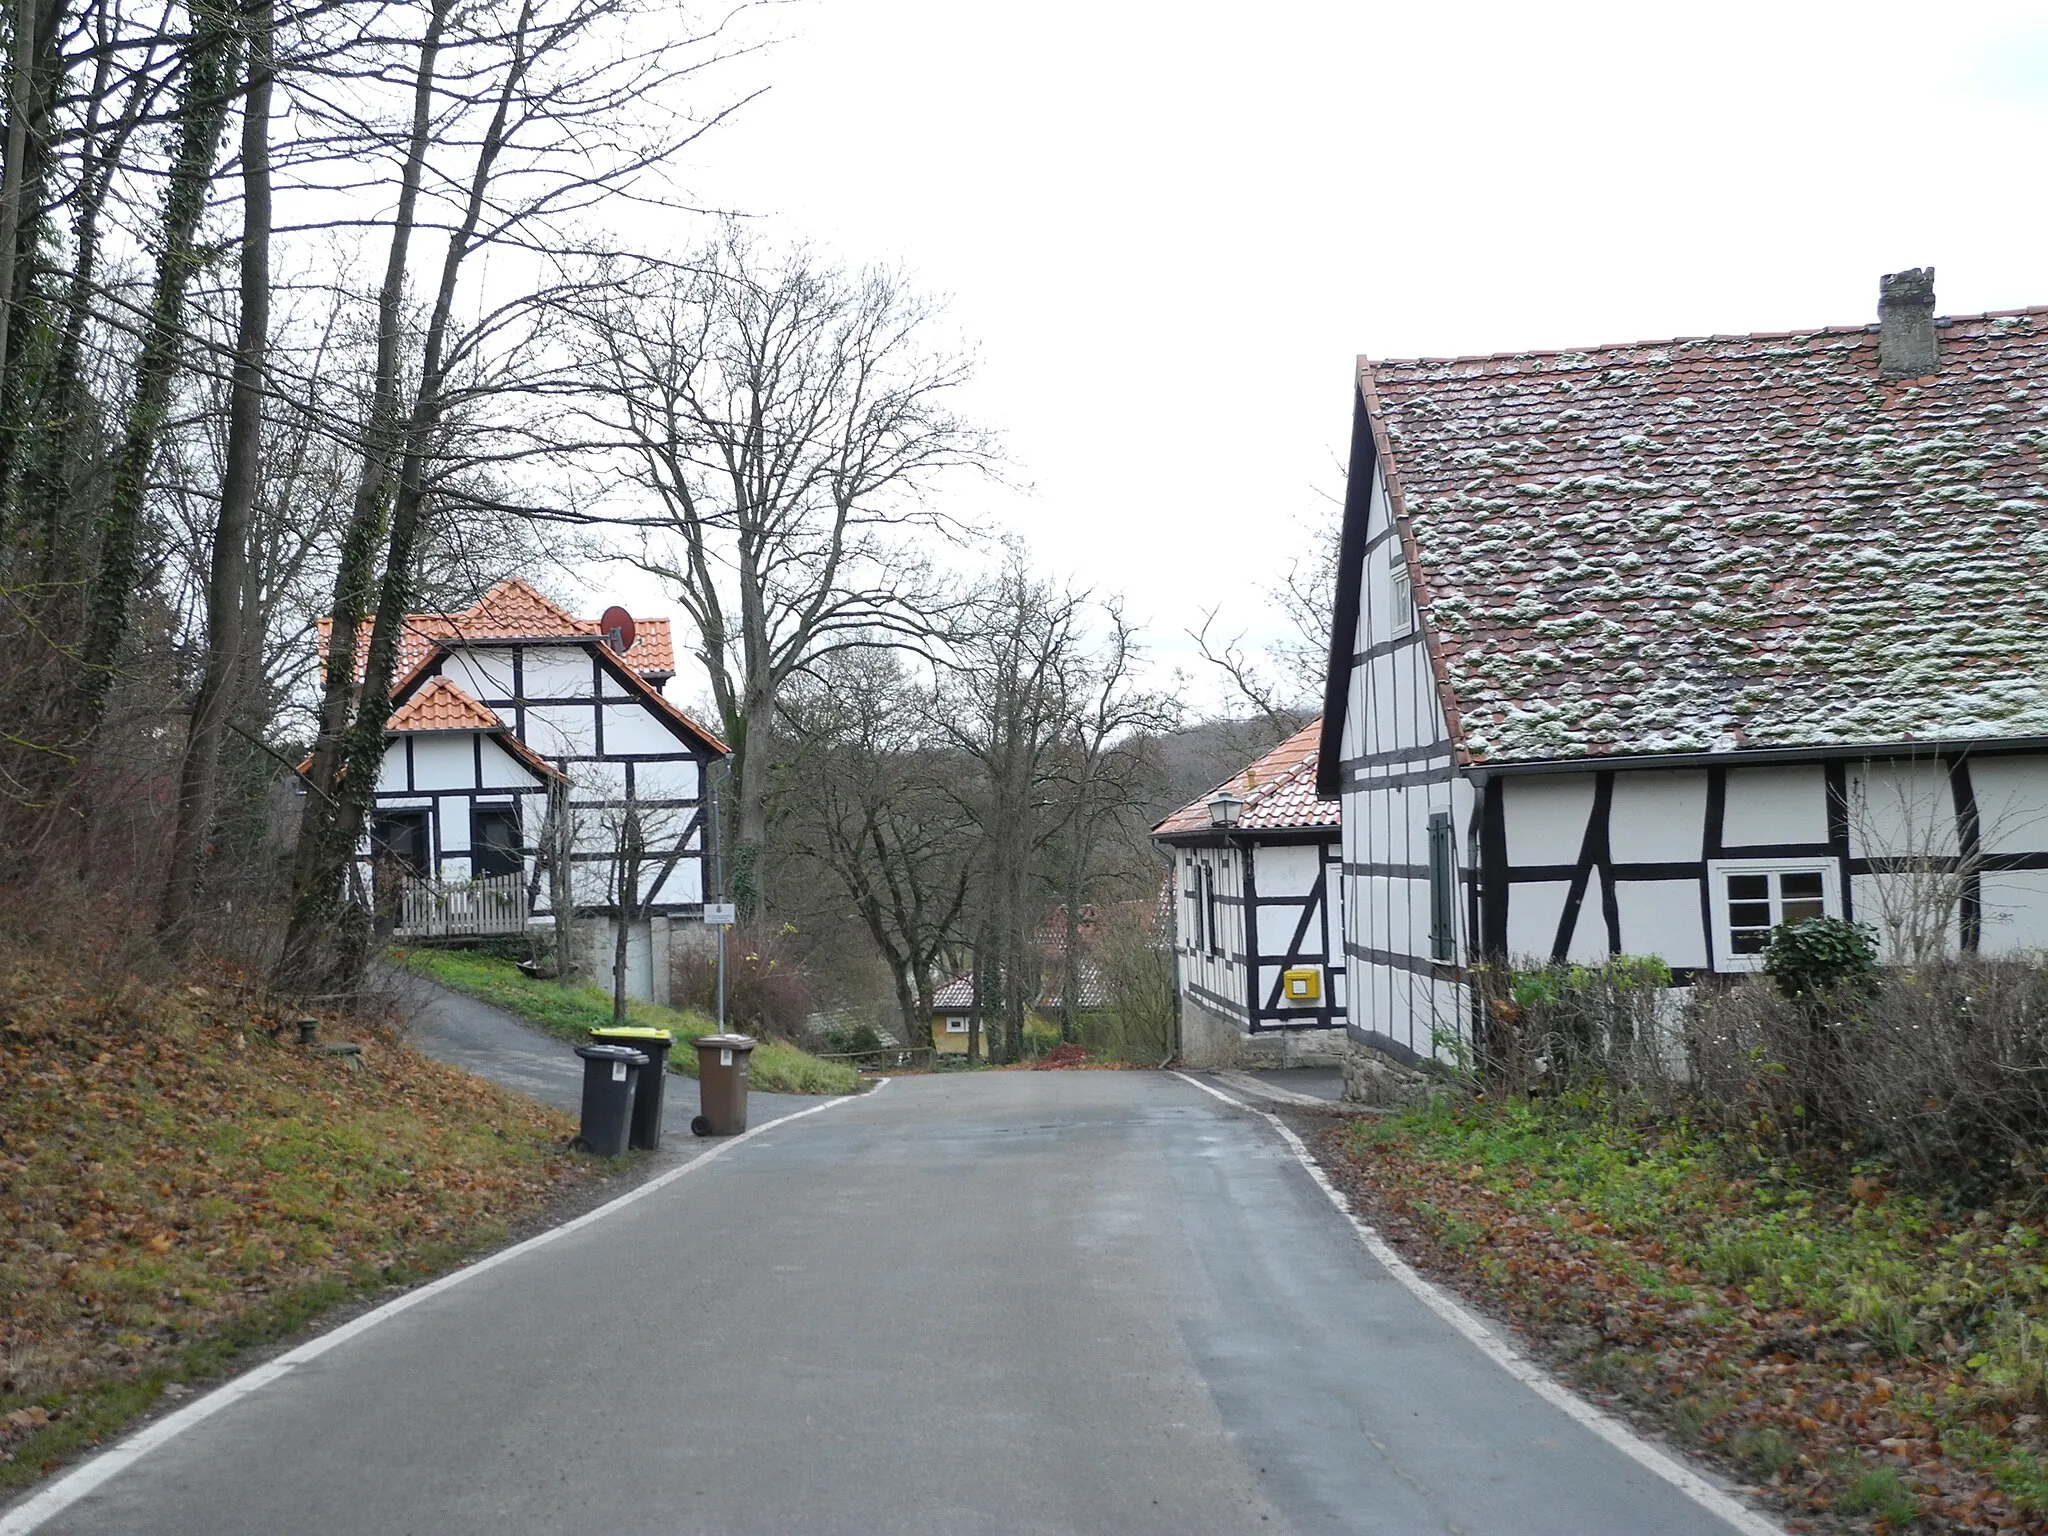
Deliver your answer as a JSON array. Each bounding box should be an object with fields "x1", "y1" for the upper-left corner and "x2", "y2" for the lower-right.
[
  {"x1": 1781, "y1": 871, "x2": 1824, "y2": 899},
  {"x1": 1727, "y1": 874, "x2": 1769, "y2": 900},
  {"x1": 1782, "y1": 899, "x2": 1825, "y2": 925},
  {"x1": 1729, "y1": 901, "x2": 1772, "y2": 928},
  {"x1": 1730, "y1": 927, "x2": 1770, "y2": 954}
]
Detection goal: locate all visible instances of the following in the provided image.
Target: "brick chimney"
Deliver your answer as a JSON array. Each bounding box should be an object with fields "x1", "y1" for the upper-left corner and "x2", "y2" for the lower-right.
[{"x1": 1878, "y1": 267, "x2": 1937, "y2": 379}]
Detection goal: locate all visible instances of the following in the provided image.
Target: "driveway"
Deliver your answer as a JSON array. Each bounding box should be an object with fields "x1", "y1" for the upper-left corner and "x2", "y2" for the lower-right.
[
  {"x1": 7, "y1": 1071, "x2": 1770, "y2": 1536},
  {"x1": 390, "y1": 971, "x2": 814, "y2": 1138}
]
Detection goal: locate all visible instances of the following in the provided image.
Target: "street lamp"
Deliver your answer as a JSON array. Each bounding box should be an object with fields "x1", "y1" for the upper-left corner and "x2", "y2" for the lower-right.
[{"x1": 1208, "y1": 789, "x2": 1244, "y2": 829}]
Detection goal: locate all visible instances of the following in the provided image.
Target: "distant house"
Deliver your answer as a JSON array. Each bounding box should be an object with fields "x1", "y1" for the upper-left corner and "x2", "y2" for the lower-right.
[
  {"x1": 1317, "y1": 271, "x2": 2048, "y2": 1063},
  {"x1": 316, "y1": 578, "x2": 727, "y2": 1001},
  {"x1": 1152, "y1": 721, "x2": 1345, "y2": 1068},
  {"x1": 927, "y1": 907, "x2": 1112, "y2": 1054}
]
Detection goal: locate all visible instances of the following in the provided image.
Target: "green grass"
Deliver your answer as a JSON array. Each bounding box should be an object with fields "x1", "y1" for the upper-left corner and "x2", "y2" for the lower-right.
[
  {"x1": 1830, "y1": 1462, "x2": 1920, "y2": 1524},
  {"x1": 395, "y1": 948, "x2": 860, "y2": 1096}
]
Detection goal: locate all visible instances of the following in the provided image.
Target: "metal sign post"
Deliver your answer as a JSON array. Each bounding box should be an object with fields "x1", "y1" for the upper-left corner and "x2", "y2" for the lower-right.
[{"x1": 706, "y1": 764, "x2": 731, "y2": 1031}]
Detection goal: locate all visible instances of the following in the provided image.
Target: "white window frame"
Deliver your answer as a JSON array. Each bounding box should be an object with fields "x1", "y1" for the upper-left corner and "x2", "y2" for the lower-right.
[
  {"x1": 1388, "y1": 547, "x2": 1414, "y2": 639},
  {"x1": 1706, "y1": 858, "x2": 1841, "y2": 972},
  {"x1": 944, "y1": 1017, "x2": 968, "y2": 1034}
]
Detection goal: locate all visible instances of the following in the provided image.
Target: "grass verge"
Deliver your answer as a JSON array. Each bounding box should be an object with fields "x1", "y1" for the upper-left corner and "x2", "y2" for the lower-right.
[
  {"x1": 1318, "y1": 1099, "x2": 2048, "y2": 1533},
  {"x1": 0, "y1": 954, "x2": 599, "y2": 1491},
  {"x1": 393, "y1": 948, "x2": 860, "y2": 1096}
]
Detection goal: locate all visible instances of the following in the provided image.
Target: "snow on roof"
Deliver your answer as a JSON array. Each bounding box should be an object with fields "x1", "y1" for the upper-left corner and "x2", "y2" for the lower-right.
[
  {"x1": 1153, "y1": 719, "x2": 1341, "y2": 839},
  {"x1": 318, "y1": 578, "x2": 677, "y2": 686},
  {"x1": 1366, "y1": 307, "x2": 2048, "y2": 762}
]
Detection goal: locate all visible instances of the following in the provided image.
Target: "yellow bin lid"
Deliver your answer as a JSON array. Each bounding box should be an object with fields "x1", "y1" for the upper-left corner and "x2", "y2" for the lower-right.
[{"x1": 588, "y1": 1026, "x2": 674, "y2": 1042}]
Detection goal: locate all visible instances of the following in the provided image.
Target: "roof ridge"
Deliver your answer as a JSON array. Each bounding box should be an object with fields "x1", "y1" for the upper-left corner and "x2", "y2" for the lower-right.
[{"x1": 1362, "y1": 304, "x2": 2048, "y2": 373}]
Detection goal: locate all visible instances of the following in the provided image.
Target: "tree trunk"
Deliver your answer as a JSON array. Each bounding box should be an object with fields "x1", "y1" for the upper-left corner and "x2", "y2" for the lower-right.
[
  {"x1": 278, "y1": 0, "x2": 448, "y2": 986},
  {"x1": 77, "y1": 0, "x2": 240, "y2": 727},
  {"x1": 546, "y1": 772, "x2": 577, "y2": 986},
  {"x1": 161, "y1": 0, "x2": 271, "y2": 941}
]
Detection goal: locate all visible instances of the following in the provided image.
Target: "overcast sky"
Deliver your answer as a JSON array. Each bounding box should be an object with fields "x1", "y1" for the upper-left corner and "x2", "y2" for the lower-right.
[{"x1": 593, "y1": 0, "x2": 2048, "y2": 706}]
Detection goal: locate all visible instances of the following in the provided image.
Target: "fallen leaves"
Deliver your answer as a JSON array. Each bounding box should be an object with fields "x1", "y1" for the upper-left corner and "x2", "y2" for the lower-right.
[
  {"x1": 1313, "y1": 1109, "x2": 2048, "y2": 1533},
  {"x1": 0, "y1": 946, "x2": 595, "y2": 1484}
]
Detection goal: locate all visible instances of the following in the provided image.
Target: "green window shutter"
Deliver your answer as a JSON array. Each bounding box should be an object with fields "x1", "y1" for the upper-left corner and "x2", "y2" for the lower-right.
[{"x1": 1427, "y1": 812, "x2": 1456, "y2": 962}]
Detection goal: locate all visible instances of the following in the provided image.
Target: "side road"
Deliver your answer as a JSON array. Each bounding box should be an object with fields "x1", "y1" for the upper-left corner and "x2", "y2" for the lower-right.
[
  {"x1": 391, "y1": 972, "x2": 815, "y2": 1138},
  {"x1": 11, "y1": 1070, "x2": 1779, "y2": 1536}
]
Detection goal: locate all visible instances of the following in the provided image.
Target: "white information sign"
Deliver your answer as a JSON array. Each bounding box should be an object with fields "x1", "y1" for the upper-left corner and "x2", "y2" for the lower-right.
[{"x1": 702, "y1": 902, "x2": 737, "y2": 926}]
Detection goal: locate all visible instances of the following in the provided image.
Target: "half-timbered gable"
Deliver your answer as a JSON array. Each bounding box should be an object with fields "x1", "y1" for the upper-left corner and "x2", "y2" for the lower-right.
[
  {"x1": 1320, "y1": 274, "x2": 2048, "y2": 1059},
  {"x1": 1154, "y1": 722, "x2": 1346, "y2": 1068},
  {"x1": 320, "y1": 579, "x2": 727, "y2": 996}
]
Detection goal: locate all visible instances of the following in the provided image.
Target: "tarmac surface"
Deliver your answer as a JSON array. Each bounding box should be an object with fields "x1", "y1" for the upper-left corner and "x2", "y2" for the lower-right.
[
  {"x1": 13, "y1": 1068, "x2": 1769, "y2": 1536},
  {"x1": 393, "y1": 972, "x2": 814, "y2": 1135}
]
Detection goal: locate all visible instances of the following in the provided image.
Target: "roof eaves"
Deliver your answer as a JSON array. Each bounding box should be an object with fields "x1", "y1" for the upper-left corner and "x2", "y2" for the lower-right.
[
  {"x1": 1316, "y1": 386, "x2": 1378, "y2": 797},
  {"x1": 1356, "y1": 358, "x2": 1475, "y2": 770}
]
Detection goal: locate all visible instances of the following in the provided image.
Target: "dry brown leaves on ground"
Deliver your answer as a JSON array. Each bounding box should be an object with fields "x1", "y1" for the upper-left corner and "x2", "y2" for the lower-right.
[
  {"x1": 1315, "y1": 1118, "x2": 2048, "y2": 1534},
  {"x1": 0, "y1": 948, "x2": 592, "y2": 1479}
]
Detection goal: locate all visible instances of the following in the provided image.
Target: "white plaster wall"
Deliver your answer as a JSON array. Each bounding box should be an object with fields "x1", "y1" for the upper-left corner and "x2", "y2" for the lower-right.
[
  {"x1": 1505, "y1": 880, "x2": 1570, "y2": 960},
  {"x1": 634, "y1": 759, "x2": 700, "y2": 802},
  {"x1": 601, "y1": 705, "x2": 680, "y2": 754},
  {"x1": 479, "y1": 736, "x2": 534, "y2": 789},
  {"x1": 522, "y1": 646, "x2": 596, "y2": 698},
  {"x1": 1965, "y1": 758, "x2": 2048, "y2": 854},
  {"x1": 1503, "y1": 777, "x2": 1595, "y2": 866},
  {"x1": 442, "y1": 650, "x2": 516, "y2": 697},
  {"x1": 1722, "y1": 766, "x2": 1828, "y2": 847},
  {"x1": 1848, "y1": 762, "x2": 1959, "y2": 859},
  {"x1": 375, "y1": 748, "x2": 408, "y2": 794},
  {"x1": 411, "y1": 734, "x2": 476, "y2": 792},
  {"x1": 1979, "y1": 870, "x2": 2048, "y2": 956},
  {"x1": 521, "y1": 704, "x2": 595, "y2": 759},
  {"x1": 1563, "y1": 871, "x2": 1611, "y2": 965},
  {"x1": 1609, "y1": 771, "x2": 1708, "y2": 862},
  {"x1": 1615, "y1": 880, "x2": 1709, "y2": 968}
]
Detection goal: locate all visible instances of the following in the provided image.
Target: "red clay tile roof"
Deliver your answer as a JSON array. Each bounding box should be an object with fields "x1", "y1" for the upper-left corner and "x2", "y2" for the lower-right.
[
  {"x1": 1153, "y1": 720, "x2": 1340, "y2": 838},
  {"x1": 318, "y1": 578, "x2": 678, "y2": 686},
  {"x1": 385, "y1": 678, "x2": 504, "y2": 733},
  {"x1": 1365, "y1": 308, "x2": 2048, "y2": 762},
  {"x1": 380, "y1": 678, "x2": 567, "y2": 783}
]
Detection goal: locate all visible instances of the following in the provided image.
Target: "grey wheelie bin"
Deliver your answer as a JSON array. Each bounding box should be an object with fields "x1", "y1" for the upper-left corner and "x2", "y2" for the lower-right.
[
  {"x1": 588, "y1": 1026, "x2": 674, "y2": 1151},
  {"x1": 571, "y1": 1043, "x2": 648, "y2": 1156}
]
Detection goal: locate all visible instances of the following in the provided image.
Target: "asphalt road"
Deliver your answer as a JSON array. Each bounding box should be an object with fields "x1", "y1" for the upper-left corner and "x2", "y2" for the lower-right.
[
  {"x1": 390, "y1": 971, "x2": 814, "y2": 1135},
  {"x1": 14, "y1": 1071, "x2": 1766, "y2": 1536}
]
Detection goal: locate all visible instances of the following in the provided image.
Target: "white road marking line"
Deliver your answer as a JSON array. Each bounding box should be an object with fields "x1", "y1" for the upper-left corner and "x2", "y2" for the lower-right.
[
  {"x1": 1170, "y1": 1071, "x2": 1787, "y2": 1536},
  {"x1": 0, "y1": 1083, "x2": 884, "y2": 1536}
]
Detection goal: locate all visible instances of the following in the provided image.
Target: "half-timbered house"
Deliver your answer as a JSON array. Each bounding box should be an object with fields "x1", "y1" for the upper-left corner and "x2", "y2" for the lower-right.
[
  {"x1": 318, "y1": 578, "x2": 727, "y2": 1000},
  {"x1": 1154, "y1": 721, "x2": 1346, "y2": 1068},
  {"x1": 1317, "y1": 271, "x2": 2048, "y2": 1063}
]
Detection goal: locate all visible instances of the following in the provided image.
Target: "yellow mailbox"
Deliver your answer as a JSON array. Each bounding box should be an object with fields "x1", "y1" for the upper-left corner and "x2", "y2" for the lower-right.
[{"x1": 1281, "y1": 967, "x2": 1322, "y2": 1004}]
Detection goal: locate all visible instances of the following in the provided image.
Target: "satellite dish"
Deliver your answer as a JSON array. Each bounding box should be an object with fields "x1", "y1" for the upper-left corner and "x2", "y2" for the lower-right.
[{"x1": 598, "y1": 605, "x2": 637, "y2": 654}]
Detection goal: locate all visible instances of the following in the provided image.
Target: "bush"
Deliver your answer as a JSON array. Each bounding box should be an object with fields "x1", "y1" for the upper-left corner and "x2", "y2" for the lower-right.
[
  {"x1": 820, "y1": 1021, "x2": 884, "y2": 1055},
  {"x1": 1687, "y1": 958, "x2": 2048, "y2": 1192},
  {"x1": 1763, "y1": 916, "x2": 1879, "y2": 1000},
  {"x1": 1473, "y1": 955, "x2": 1674, "y2": 1094},
  {"x1": 670, "y1": 926, "x2": 812, "y2": 1042}
]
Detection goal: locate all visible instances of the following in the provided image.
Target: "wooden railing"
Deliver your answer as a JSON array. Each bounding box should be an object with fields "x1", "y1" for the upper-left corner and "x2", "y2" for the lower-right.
[{"x1": 396, "y1": 873, "x2": 528, "y2": 938}]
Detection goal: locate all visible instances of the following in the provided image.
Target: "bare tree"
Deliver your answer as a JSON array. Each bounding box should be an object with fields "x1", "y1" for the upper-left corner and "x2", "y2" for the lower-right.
[
  {"x1": 940, "y1": 559, "x2": 1081, "y2": 1063},
  {"x1": 1044, "y1": 601, "x2": 1179, "y2": 1041},
  {"x1": 281, "y1": 0, "x2": 743, "y2": 988},
  {"x1": 780, "y1": 648, "x2": 973, "y2": 1047},
  {"x1": 1190, "y1": 508, "x2": 1338, "y2": 737},
  {"x1": 577, "y1": 227, "x2": 996, "y2": 922}
]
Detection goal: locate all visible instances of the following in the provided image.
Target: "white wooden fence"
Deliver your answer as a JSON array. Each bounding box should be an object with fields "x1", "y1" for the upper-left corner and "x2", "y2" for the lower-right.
[{"x1": 396, "y1": 873, "x2": 528, "y2": 939}]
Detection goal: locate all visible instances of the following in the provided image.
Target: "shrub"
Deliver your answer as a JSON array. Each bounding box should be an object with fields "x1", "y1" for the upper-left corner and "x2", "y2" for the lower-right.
[
  {"x1": 1474, "y1": 955, "x2": 1674, "y2": 1094},
  {"x1": 1688, "y1": 958, "x2": 2048, "y2": 1192},
  {"x1": 1763, "y1": 916, "x2": 1879, "y2": 1000},
  {"x1": 670, "y1": 926, "x2": 812, "y2": 1042}
]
